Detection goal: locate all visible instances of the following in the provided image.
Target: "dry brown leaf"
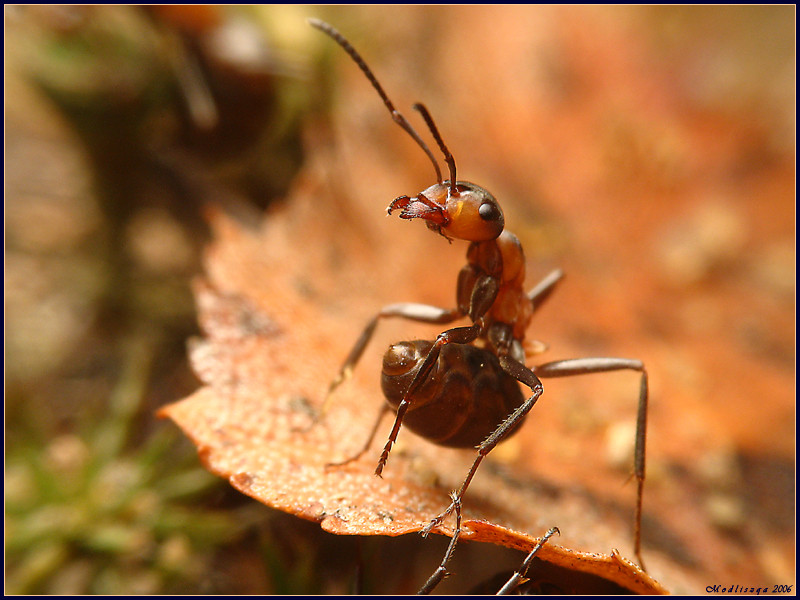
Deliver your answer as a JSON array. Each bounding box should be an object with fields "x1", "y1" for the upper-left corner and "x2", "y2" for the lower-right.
[
  {"x1": 160, "y1": 190, "x2": 670, "y2": 594},
  {"x1": 162, "y1": 5, "x2": 794, "y2": 595}
]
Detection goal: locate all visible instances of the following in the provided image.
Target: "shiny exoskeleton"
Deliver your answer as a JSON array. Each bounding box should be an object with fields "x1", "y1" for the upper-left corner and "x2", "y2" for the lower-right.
[
  {"x1": 310, "y1": 19, "x2": 650, "y2": 594},
  {"x1": 382, "y1": 338, "x2": 526, "y2": 448},
  {"x1": 380, "y1": 226, "x2": 535, "y2": 449}
]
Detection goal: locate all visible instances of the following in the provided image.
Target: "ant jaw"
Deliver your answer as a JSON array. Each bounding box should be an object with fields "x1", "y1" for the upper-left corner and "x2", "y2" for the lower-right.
[{"x1": 387, "y1": 193, "x2": 451, "y2": 236}]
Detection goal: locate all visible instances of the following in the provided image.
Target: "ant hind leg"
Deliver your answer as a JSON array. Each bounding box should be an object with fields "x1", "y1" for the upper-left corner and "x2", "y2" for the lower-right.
[
  {"x1": 534, "y1": 357, "x2": 648, "y2": 570},
  {"x1": 420, "y1": 355, "x2": 544, "y2": 537},
  {"x1": 496, "y1": 526, "x2": 560, "y2": 595},
  {"x1": 416, "y1": 492, "x2": 463, "y2": 595}
]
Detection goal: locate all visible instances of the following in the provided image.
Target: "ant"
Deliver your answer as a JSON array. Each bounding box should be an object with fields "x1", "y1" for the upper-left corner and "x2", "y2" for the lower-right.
[{"x1": 310, "y1": 18, "x2": 649, "y2": 593}]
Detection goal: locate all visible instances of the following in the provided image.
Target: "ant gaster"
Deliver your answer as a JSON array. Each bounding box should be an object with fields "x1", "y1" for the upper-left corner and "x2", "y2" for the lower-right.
[{"x1": 310, "y1": 18, "x2": 650, "y2": 591}]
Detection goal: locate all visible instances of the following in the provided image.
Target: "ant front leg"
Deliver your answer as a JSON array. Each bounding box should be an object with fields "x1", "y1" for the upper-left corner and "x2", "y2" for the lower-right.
[
  {"x1": 325, "y1": 303, "x2": 462, "y2": 404},
  {"x1": 421, "y1": 354, "x2": 545, "y2": 536},
  {"x1": 375, "y1": 322, "x2": 483, "y2": 477},
  {"x1": 534, "y1": 357, "x2": 648, "y2": 570}
]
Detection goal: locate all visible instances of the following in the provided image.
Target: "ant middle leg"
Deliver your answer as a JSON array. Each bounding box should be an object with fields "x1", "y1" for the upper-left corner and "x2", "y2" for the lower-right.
[
  {"x1": 325, "y1": 404, "x2": 391, "y2": 468},
  {"x1": 323, "y1": 303, "x2": 461, "y2": 463},
  {"x1": 534, "y1": 357, "x2": 648, "y2": 569}
]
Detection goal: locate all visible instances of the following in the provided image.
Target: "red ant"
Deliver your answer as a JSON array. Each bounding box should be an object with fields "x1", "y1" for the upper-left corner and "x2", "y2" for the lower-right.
[{"x1": 310, "y1": 18, "x2": 649, "y2": 592}]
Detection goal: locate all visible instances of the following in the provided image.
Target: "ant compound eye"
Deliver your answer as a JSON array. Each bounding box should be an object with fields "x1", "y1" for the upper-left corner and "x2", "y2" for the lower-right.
[{"x1": 479, "y1": 201, "x2": 501, "y2": 222}]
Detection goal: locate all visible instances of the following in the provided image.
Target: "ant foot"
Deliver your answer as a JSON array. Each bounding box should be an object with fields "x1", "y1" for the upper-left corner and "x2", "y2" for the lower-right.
[
  {"x1": 421, "y1": 493, "x2": 460, "y2": 538},
  {"x1": 374, "y1": 458, "x2": 386, "y2": 478}
]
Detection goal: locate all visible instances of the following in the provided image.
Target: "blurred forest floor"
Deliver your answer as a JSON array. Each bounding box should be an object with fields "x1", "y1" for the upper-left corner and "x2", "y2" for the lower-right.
[{"x1": 5, "y1": 5, "x2": 795, "y2": 595}]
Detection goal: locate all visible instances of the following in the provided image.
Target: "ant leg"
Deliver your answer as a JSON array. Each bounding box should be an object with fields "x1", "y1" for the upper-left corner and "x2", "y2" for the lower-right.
[
  {"x1": 421, "y1": 355, "x2": 544, "y2": 536},
  {"x1": 534, "y1": 357, "x2": 648, "y2": 570},
  {"x1": 527, "y1": 268, "x2": 564, "y2": 313},
  {"x1": 496, "y1": 526, "x2": 560, "y2": 595},
  {"x1": 323, "y1": 304, "x2": 461, "y2": 464},
  {"x1": 326, "y1": 405, "x2": 390, "y2": 468},
  {"x1": 416, "y1": 492, "x2": 462, "y2": 595},
  {"x1": 325, "y1": 303, "x2": 462, "y2": 405},
  {"x1": 376, "y1": 323, "x2": 483, "y2": 477}
]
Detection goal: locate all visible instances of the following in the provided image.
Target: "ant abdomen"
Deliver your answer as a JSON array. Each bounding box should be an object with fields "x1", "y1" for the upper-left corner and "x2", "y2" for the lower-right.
[{"x1": 381, "y1": 340, "x2": 527, "y2": 448}]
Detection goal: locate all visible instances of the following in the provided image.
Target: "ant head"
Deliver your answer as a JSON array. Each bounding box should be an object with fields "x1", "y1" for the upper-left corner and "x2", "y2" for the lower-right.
[
  {"x1": 310, "y1": 19, "x2": 504, "y2": 242},
  {"x1": 392, "y1": 181, "x2": 504, "y2": 242},
  {"x1": 396, "y1": 103, "x2": 504, "y2": 242}
]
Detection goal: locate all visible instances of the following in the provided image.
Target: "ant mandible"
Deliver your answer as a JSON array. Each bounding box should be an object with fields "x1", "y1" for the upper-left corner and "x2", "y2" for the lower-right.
[{"x1": 310, "y1": 18, "x2": 650, "y2": 589}]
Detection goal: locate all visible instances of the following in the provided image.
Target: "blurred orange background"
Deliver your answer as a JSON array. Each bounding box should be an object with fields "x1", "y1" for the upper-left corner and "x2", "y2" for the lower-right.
[{"x1": 6, "y1": 5, "x2": 794, "y2": 595}]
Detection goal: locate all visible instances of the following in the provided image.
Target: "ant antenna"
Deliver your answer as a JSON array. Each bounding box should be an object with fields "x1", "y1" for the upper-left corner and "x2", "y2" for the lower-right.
[
  {"x1": 309, "y1": 18, "x2": 443, "y2": 184},
  {"x1": 413, "y1": 103, "x2": 458, "y2": 196}
]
